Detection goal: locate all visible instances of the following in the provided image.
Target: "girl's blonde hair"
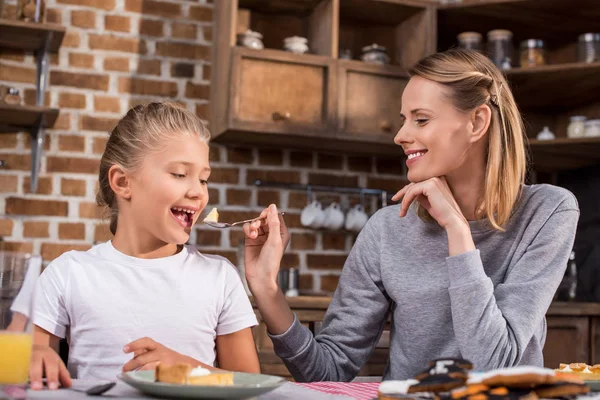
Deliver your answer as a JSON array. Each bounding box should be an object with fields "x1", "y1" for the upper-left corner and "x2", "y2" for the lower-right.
[
  {"x1": 409, "y1": 49, "x2": 527, "y2": 230},
  {"x1": 96, "y1": 101, "x2": 210, "y2": 235}
]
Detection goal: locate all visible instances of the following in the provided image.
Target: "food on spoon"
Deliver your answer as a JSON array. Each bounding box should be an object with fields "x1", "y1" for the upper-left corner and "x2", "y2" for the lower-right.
[
  {"x1": 155, "y1": 363, "x2": 233, "y2": 386},
  {"x1": 203, "y1": 207, "x2": 219, "y2": 223}
]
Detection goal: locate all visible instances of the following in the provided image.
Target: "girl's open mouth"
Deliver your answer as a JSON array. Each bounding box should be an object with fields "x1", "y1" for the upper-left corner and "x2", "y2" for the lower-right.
[{"x1": 170, "y1": 207, "x2": 195, "y2": 228}]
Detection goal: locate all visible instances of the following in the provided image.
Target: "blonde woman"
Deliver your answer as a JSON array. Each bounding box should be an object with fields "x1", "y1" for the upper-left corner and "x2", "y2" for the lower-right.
[{"x1": 244, "y1": 49, "x2": 579, "y2": 381}]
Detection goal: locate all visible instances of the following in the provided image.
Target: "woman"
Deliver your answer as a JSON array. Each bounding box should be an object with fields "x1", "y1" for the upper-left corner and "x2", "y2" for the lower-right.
[{"x1": 244, "y1": 49, "x2": 579, "y2": 381}]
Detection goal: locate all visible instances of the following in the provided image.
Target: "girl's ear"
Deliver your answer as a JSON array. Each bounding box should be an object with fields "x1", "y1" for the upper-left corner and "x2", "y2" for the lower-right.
[
  {"x1": 470, "y1": 104, "x2": 492, "y2": 144},
  {"x1": 108, "y1": 165, "x2": 132, "y2": 200}
]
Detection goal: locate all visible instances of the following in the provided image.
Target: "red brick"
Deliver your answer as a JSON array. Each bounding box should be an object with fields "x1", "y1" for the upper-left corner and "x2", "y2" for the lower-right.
[
  {"x1": 209, "y1": 168, "x2": 239, "y2": 184},
  {"x1": 105, "y1": 15, "x2": 130, "y2": 32},
  {"x1": 317, "y1": 153, "x2": 343, "y2": 169},
  {"x1": 0, "y1": 64, "x2": 35, "y2": 84},
  {"x1": 171, "y1": 62, "x2": 195, "y2": 78},
  {"x1": 0, "y1": 175, "x2": 18, "y2": 192},
  {"x1": 89, "y1": 34, "x2": 146, "y2": 54},
  {"x1": 61, "y1": 178, "x2": 87, "y2": 196},
  {"x1": 6, "y1": 198, "x2": 68, "y2": 216},
  {"x1": 366, "y1": 177, "x2": 409, "y2": 193},
  {"x1": 258, "y1": 150, "x2": 283, "y2": 166},
  {"x1": 0, "y1": 242, "x2": 34, "y2": 254},
  {"x1": 0, "y1": 154, "x2": 30, "y2": 170},
  {"x1": 139, "y1": 19, "x2": 163, "y2": 37},
  {"x1": 118, "y1": 77, "x2": 177, "y2": 97},
  {"x1": 63, "y1": 31, "x2": 81, "y2": 48},
  {"x1": 51, "y1": 71, "x2": 109, "y2": 91},
  {"x1": 206, "y1": 250, "x2": 237, "y2": 266},
  {"x1": 308, "y1": 173, "x2": 358, "y2": 187},
  {"x1": 228, "y1": 230, "x2": 245, "y2": 247},
  {"x1": 280, "y1": 213, "x2": 301, "y2": 229},
  {"x1": 196, "y1": 103, "x2": 209, "y2": 120},
  {"x1": 47, "y1": 156, "x2": 100, "y2": 174},
  {"x1": 80, "y1": 115, "x2": 119, "y2": 132},
  {"x1": 125, "y1": 0, "x2": 181, "y2": 17},
  {"x1": 79, "y1": 202, "x2": 104, "y2": 219},
  {"x1": 208, "y1": 188, "x2": 219, "y2": 204},
  {"x1": 58, "y1": 135, "x2": 85, "y2": 152},
  {"x1": 203, "y1": 64, "x2": 211, "y2": 80},
  {"x1": 376, "y1": 156, "x2": 405, "y2": 175},
  {"x1": 291, "y1": 233, "x2": 316, "y2": 250},
  {"x1": 156, "y1": 42, "x2": 209, "y2": 60},
  {"x1": 171, "y1": 23, "x2": 197, "y2": 40},
  {"x1": 288, "y1": 192, "x2": 308, "y2": 209},
  {"x1": 227, "y1": 147, "x2": 253, "y2": 164},
  {"x1": 52, "y1": 113, "x2": 72, "y2": 130},
  {"x1": 137, "y1": 59, "x2": 161, "y2": 76},
  {"x1": 299, "y1": 274, "x2": 313, "y2": 291},
  {"x1": 307, "y1": 254, "x2": 347, "y2": 270},
  {"x1": 195, "y1": 229, "x2": 221, "y2": 247},
  {"x1": 282, "y1": 253, "x2": 300, "y2": 268},
  {"x1": 59, "y1": 222, "x2": 86, "y2": 240},
  {"x1": 257, "y1": 190, "x2": 280, "y2": 208},
  {"x1": 57, "y1": 0, "x2": 115, "y2": 10},
  {"x1": 348, "y1": 156, "x2": 373, "y2": 172},
  {"x1": 58, "y1": 92, "x2": 86, "y2": 109},
  {"x1": 94, "y1": 224, "x2": 112, "y2": 242},
  {"x1": 189, "y1": 5, "x2": 212, "y2": 22},
  {"x1": 104, "y1": 56, "x2": 129, "y2": 72},
  {"x1": 202, "y1": 26, "x2": 212, "y2": 42},
  {"x1": 93, "y1": 137, "x2": 108, "y2": 154},
  {"x1": 23, "y1": 88, "x2": 50, "y2": 106},
  {"x1": 185, "y1": 82, "x2": 209, "y2": 99},
  {"x1": 226, "y1": 189, "x2": 251, "y2": 206},
  {"x1": 0, "y1": 50, "x2": 25, "y2": 62},
  {"x1": 46, "y1": 8, "x2": 62, "y2": 23},
  {"x1": 94, "y1": 95, "x2": 121, "y2": 113},
  {"x1": 71, "y1": 9, "x2": 96, "y2": 28},
  {"x1": 246, "y1": 170, "x2": 300, "y2": 185},
  {"x1": 320, "y1": 275, "x2": 340, "y2": 293},
  {"x1": 23, "y1": 221, "x2": 49, "y2": 238},
  {"x1": 23, "y1": 176, "x2": 53, "y2": 194},
  {"x1": 69, "y1": 52, "x2": 95, "y2": 69},
  {"x1": 323, "y1": 232, "x2": 347, "y2": 250},
  {"x1": 290, "y1": 151, "x2": 314, "y2": 167},
  {"x1": 41, "y1": 243, "x2": 90, "y2": 262},
  {"x1": 0, "y1": 134, "x2": 18, "y2": 148},
  {"x1": 24, "y1": 133, "x2": 51, "y2": 150},
  {"x1": 0, "y1": 219, "x2": 13, "y2": 236}
]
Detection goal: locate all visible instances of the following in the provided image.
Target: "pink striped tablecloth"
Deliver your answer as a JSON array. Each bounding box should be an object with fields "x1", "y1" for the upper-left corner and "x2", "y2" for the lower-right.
[{"x1": 295, "y1": 381, "x2": 380, "y2": 400}]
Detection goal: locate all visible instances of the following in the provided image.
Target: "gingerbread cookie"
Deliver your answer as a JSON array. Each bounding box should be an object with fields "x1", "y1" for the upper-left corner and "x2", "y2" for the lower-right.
[
  {"x1": 430, "y1": 358, "x2": 474, "y2": 371},
  {"x1": 467, "y1": 367, "x2": 558, "y2": 388},
  {"x1": 534, "y1": 382, "x2": 589, "y2": 398},
  {"x1": 416, "y1": 364, "x2": 469, "y2": 381},
  {"x1": 408, "y1": 373, "x2": 467, "y2": 393}
]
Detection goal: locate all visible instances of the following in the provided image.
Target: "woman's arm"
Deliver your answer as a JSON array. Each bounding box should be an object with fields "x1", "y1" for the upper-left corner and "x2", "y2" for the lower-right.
[{"x1": 216, "y1": 328, "x2": 260, "y2": 373}]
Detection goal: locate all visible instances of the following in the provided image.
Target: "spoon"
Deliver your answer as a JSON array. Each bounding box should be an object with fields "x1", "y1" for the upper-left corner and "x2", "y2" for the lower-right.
[
  {"x1": 203, "y1": 212, "x2": 285, "y2": 229},
  {"x1": 71, "y1": 382, "x2": 116, "y2": 396}
]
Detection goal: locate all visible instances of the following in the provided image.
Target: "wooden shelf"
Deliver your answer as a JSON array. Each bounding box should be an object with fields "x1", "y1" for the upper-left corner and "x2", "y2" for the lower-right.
[
  {"x1": 0, "y1": 19, "x2": 65, "y2": 53},
  {"x1": 528, "y1": 137, "x2": 600, "y2": 172},
  {"x1": 0, "y1": 104, "x2": 59, "y2": 132},
  {"x1": 507, "y1": 62, "x2": 600, "y2": 110}
]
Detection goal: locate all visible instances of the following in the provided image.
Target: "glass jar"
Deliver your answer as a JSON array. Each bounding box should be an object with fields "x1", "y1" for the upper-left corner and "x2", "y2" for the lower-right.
[
  {"x1": 457, "y1": 32, "x2": 483, "y2": 51},
  {"x1": 567, "y1": 116, "x2": 586, "y2": 138},
  {"x1": 487, "y1": 29, "x2": 514, "y2": 69},
  {"x1": 361, "y1": 44, "x2": 390, "y2": 65},
  {"x1": 520, "y1": 39, "x2": 545, "y2": 68},
  {"x1": 577, "y1": 33, "x2": 600, "y2": 63},
  {"x1": 584, "y1": 119, "x2": 600, "y2": 137}
]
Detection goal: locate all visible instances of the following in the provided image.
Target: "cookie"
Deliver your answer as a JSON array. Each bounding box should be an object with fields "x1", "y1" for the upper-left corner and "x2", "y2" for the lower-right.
[
  {"x1": 467, "y1": 389, "x2": 537, "y2": 400},
  {"x1": 408, "y1": 374, "x2": 466, "y2": 393},
  {"x1": 451, "y1": 384, "x2": 489, "y2": 399},
  {"x1": 430, "y1": 358, "x2": 474, "y2": 371},
  {"x1": 467, "y1": 367, "x2": 555, "y2": 388},
  {"x1": 534, "y1": 382, "x2": 589, "y2": 398}
]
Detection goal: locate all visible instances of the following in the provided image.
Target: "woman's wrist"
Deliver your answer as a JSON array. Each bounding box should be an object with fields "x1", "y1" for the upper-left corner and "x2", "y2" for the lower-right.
[{"x1": 446, "y1": 220, "x2": 476, "y2": 256}]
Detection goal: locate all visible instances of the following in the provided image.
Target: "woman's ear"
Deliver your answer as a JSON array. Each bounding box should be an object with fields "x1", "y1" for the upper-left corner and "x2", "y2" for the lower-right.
[
  {"x1": 470, "y1": 104, "x2": 492, "y2": 144},
  {"x1": 108, "y1": 164, "x2": 132, "y2": 200}
]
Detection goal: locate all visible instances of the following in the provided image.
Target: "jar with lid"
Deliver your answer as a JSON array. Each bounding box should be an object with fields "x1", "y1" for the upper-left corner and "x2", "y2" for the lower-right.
[
  {"x1": 577, "y1": 33, "x2": 600, "y2": 63},
  {"x1": 457, "y1": 32, "x2": 483, "y2": 51},
  {"x1": 487, "y1": 29, "x2": 514, "y2": 69},
  {"x1": 361, "y1": 44, "x2": 390, "y2": 65},
  {"x1": 584, "y1": 119, "x2": 600, "y2": 137},
  {"x1": 520, "y1": 39, "x2": 545, "y2": 68},
  {"x1": 567, "y1": 116, "x2": 586, "y2": 138}
]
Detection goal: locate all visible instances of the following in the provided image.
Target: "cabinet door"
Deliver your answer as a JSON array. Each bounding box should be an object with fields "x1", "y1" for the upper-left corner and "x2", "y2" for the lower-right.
[
  {"x1": 230, "y1": 48, "x2": 335, "y2": 138},
  {"x1": 543, "y1": 316, "x2": 590, "y2": 368},
  {"x1": 337, "y1": 61, "x2": 408, "y2": 144}
]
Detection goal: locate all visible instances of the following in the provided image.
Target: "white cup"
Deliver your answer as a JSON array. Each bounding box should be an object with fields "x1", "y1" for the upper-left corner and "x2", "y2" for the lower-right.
[
  {"x1": 344, "y1": 204, "x2": 369, "y2": 233},
  {"x1": 301, "y1": 200, "x2": 325, "y2": 229},
  {"x1": 322, "y1": 202, "x2": 345, "y2": 231}
]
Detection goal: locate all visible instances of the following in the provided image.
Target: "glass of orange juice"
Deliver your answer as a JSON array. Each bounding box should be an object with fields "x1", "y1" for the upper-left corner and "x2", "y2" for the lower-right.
[{"x1": 0, "y1": 252, "x2": 40, "y2": 399}]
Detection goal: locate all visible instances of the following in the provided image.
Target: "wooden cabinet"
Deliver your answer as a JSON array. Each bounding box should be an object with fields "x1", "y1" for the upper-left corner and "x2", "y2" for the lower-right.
[{"x1": 253, "y1": 297, "x2": 600, "y2": 379}]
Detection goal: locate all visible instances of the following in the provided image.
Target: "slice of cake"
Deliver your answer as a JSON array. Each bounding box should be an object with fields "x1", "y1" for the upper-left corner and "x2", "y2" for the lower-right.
[
  {"x1": 203, "y1": 207, "x2": 219, "y2": 223},
  {"x1": 155, "y1": 363, "x2": 234, "y2": 386},
  {"x1": 555, "y1": 363, "x2": 600, "y2": 381}
]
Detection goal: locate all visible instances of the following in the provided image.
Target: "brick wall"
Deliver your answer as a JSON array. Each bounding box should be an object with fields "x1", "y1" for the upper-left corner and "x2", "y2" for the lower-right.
[{"x1": 0, "y1": 0, "x2": 408, "y2": 294}]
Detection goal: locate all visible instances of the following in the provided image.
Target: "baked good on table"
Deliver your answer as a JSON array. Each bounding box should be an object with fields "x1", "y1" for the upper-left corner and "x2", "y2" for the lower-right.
[
  {"x1": 203, "y1": 207, "x2": 219, "y2": 223},
  {"x1": 155, "y1": 363, "x2": 234, "y2": 386},
  {"x1": 555, "y1": 362, "x2": 600, "y2": 380}
]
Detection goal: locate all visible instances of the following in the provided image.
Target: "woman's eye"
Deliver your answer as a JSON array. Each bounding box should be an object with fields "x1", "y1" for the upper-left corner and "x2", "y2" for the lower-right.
[
  {"x1": 415, "y1": 119, "x2": 429, "y2": 126},
  {"x1": 171, "y1": 173, "x2": 186, "y2": 178}
]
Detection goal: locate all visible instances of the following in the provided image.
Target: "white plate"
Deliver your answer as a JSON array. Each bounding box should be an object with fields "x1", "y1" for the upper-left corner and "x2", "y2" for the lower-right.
[{"x1": 119, "y1": 370, "x2": 286, "y2": 399}]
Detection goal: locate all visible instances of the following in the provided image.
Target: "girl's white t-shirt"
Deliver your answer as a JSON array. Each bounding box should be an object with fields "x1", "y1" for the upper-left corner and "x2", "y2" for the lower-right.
[{"x1": 33, "y1": 241, "x2": 258, "y2": 380}]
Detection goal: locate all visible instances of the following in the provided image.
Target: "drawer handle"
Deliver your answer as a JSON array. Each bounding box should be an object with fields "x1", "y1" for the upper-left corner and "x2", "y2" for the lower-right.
[
  {"x1": 272, "y1": 111, "x2": 291, "y2": 121},
  {"x1": 380, "y1": 120, "x2": 393, "y2": 132}
]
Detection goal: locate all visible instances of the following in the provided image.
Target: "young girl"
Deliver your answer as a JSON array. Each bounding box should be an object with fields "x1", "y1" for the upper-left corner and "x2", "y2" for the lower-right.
[
  {"x1": 244, "y1": 49, "x2": 580, "y2": 381},
  {"x1": 30, "y1": 102, "x2": 260, "y2": 390}
]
